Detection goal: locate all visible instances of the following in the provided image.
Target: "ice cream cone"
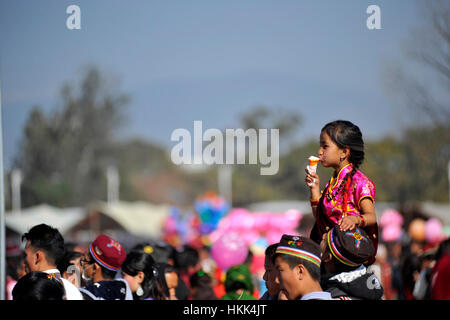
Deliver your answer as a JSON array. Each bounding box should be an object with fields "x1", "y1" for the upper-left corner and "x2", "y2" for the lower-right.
[
  {"x1": 307, "y1": 156, "x2": 319, "y2": 174},
  {"x1": 306, "y1": 156, "x2": 319, "y2": 187}
]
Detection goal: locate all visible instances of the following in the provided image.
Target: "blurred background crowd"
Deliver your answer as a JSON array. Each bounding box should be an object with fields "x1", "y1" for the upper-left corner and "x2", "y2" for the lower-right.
[{"x1": 4, "y1": 191, "x2": 450, "y2": 300}]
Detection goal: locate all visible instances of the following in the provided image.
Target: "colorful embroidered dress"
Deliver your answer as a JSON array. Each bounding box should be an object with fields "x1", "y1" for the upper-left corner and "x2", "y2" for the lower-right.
[
  {"x1": 310, "y1": 164, "x2": 379, "y2": 265},
  {"x1": 322, "y1": 164, "x2": 376, "y2": 224}
]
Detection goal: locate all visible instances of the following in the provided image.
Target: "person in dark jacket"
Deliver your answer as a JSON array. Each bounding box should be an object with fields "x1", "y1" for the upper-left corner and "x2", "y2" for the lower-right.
[
  {"x1": 320, "y1": 226, "x2": 384, "y2": 300},
  {"x1": 79, "y1": 234, "x2": 132, "y2": 300}
]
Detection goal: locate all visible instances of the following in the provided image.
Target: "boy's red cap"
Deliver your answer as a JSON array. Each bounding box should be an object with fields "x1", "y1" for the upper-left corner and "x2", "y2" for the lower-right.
[{"x1": 89, "y1": 234, "x2": 126, "y2": 271}]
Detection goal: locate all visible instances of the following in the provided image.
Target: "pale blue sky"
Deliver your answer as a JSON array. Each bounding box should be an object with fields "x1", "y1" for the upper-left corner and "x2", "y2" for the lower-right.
[{"x1": 0, "y1": 0, "x2": 420, "y2": 169}]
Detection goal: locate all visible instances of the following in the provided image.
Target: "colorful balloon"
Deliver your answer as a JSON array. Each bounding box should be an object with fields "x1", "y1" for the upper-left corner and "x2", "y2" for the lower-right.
[
  {"x1": 408, "y1": 218, "x2": 426, "y2": 242},
  {"x1": 380, "y1": 209, "x2": 403, "y2": 228},
  {"x1": 266, "y1": 230, "x2": 284, "y2": 245},
  {"x1": 425, "y1": 218, "x2": 443, "y2": 243},
  {"x1": 195, "y1": 191, "x2": 230, "y2": 234},
  {"x1": 211, "y1": 232, "x2": 248, "y2": 270},
  {"x1": 241, "y1": 231, "x2": 260, "y2": 245},
  {"x1": 382, "y1": 224, "x2": 402, "y2": 242}
]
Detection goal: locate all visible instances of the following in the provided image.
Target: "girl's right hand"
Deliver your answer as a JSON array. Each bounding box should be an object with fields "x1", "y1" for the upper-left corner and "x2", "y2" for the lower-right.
[{"x1": 305, "y1": 169, "x2": 321, "y2": 199}]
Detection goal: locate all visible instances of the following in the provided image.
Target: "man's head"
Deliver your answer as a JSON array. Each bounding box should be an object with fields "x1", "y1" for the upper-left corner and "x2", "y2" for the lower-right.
[
  {"x1": 273, "y1": 235, "x2": 322, "y2": 300},
  {"x1": 320, "y1": 226, "x2": 374, "y2": 273},
  {"x1": 263, "y1": 243, "x2": 281, "y2": 297},
  {"x1": 82, "y1": 234, "x2": 126, "y2": 283},
  {"x1": 22, "y1": 224, "x2": 65, "y2": 272}
]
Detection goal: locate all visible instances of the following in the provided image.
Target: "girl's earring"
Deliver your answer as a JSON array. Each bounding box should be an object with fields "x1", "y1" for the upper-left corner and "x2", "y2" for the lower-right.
[
  {"x1": 136, "y1": 285, "x2": 144, "y2": 296},
  {"x1": 340, "y1": 157, "x2": 345, "y2": 162}
]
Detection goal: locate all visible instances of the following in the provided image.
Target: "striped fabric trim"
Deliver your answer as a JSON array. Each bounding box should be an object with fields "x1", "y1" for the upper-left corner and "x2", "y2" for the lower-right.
[
  {"x1": 327, "y1": 229, "x2": 360, "y2": 267},
  {"x1": 276, "y1": 246, "x2": 321, "y2": 268},
  {"x1": 89, "y1": 244, "x2": 119, "y2": 271}
]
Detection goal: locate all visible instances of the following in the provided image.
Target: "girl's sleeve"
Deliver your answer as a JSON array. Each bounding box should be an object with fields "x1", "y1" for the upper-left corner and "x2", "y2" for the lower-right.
[{"x1": 354, "y1": 176, "x2": 376, "y2": 210}]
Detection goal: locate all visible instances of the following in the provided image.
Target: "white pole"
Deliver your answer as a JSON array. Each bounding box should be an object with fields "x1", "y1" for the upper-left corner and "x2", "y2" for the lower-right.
[
  {"x1": 107, "y1": 165, "x2": 119, "y2": 203},
  {"x1": 11, "y1": 169, "x2": 21, "y2": 214},
  {"x1": 218, "y1": 165, "x2": 232, "y2": 206},
  {"x1": 0, "y1": 75, "x2": 6, "y2": 300}
]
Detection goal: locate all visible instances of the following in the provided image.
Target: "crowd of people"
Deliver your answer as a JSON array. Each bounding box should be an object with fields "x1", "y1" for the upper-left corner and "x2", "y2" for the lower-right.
[
  {"x1": 4, "y1": 120, "x2": 449, "y2": 300},
  {"x1": 5, "y1": 221, "x2": 449, "y2": 300}
]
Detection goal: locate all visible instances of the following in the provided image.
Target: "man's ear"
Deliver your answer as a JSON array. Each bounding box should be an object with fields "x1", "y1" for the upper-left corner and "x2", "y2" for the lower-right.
[
  {"x1": 91, "y1": 262, "x2": 100, "y2": 275},
  {"x1": 35, "y1": 250, "x2": 44, "y2": 265},
  {"x1": 296, "y1": 264, "x2": 305, "y2": 280}
]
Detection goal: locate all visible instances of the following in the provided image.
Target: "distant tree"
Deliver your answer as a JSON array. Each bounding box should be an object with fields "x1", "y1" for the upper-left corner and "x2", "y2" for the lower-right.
[
  {"x1": 383, "y1": 0, "x2": 450, "y2": 129},
  {"x1": 15, "y1": 66, "x2": 130, "y2": 207},
  {"x1": 239, "y1": 105, "x2": 302, "y2": 154},
  {"x1": 112, "y1": 138, "x2": 178, "y2": 202},
  {"x1": 381, "y1": 0, "x2": 450, "y2": 202},
  {"x1": 230, "y1": 106, "x2": 303, "y2": 206}
]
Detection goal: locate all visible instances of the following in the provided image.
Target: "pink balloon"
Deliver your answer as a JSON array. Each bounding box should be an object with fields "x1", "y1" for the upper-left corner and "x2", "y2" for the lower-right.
[
  {"x1": 216, "y1": 215, "x2": 231, "y2": 232},
  {"x1": 241, "y1": 231, "x2": 260, "y2": 245},
  {"x1": 284, "y1": 209, "x2": 302, "y2": 226},
  {"x1": 253, "y1": 213, "x2": 270, "y2": 231},
  {"x1": 269, "y1": 215, "x2": 284, "y2": 231},
  {"x1": 425, "y1": 218, "x2": 443, "y2": 243},
  {"x1": 241, "y1": 213, "x2": 255, "y2": 230},
  {"x1": 227, "y1": 209, "x2": 251, "y2": 230},
  {"x1": 266, "y1": 230, "x2": 283, "y2": 245},
  {"x1": 211, "y1": 232, "x2": 248, "y2": 270},
  {"x1": 208, "y1": 229, "x2": 224, "y2": 244},
  {"x1": 380, "y1": 209, "x2": 403, "y2": 228},
  {"x1": 382, "y1": 224, "x2": 402, "y2": 242}
]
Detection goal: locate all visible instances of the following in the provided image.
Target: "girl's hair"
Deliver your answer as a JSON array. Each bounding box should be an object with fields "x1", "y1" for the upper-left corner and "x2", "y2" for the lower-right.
[
  {"x1": 12, "y1": 271, "x2": 65, "y2": 300},
  {"x1": 321, "y1": 120, "x2": 365, "y2": 211},
  {"x1": 154, "y1": 262, "x2": 178, "y2": 299},
  {"x1": 122, "y1": 250, "x2": 160, "y2": 300}
]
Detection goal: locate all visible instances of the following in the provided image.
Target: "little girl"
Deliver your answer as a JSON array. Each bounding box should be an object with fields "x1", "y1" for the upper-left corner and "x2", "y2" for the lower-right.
[{"x1": 305, "y1": 120, "x2": 379, "y2": 265}]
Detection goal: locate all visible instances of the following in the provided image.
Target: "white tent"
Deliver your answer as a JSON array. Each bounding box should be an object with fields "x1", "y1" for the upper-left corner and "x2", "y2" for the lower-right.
[
  {"x1": 5, "y1": 204, "x2": 86, "y2": 236},
  {"x1": 88, "y1": 201, "x2": 171, "y2": 238},
  {"x1": 247, "y1": 200, "x2": 312, "y2": 216}
]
